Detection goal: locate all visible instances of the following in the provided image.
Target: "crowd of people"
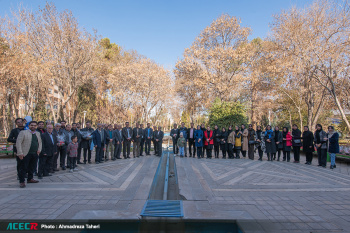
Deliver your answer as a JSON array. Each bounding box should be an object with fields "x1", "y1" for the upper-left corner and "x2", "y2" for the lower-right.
[
  {"x1": 170, "y1": 122, "x2": 340, "y2": 169},
  {"x1": 7, "y1": 117, "x2": 340, "y2": 188}
]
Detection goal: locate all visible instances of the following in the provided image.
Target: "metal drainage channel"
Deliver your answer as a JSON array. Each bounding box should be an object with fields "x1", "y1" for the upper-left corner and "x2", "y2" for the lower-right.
[{"x1": 140, "y1": 150, "x2": 183, "y2": 218}]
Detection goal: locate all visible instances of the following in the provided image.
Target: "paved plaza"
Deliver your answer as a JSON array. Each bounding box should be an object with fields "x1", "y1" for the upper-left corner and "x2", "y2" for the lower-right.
[{"x1": 0, "y1": 151, "x2": 349, "y2": 232}]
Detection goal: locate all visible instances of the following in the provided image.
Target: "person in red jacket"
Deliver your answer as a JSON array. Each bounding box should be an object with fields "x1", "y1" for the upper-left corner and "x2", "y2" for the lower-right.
[
  {"x1": 204, "y1": 126, "x2": 214, "y2": 159},
  {"x1": 282, "y1": 127, "x2": 293, "y2": 162}
]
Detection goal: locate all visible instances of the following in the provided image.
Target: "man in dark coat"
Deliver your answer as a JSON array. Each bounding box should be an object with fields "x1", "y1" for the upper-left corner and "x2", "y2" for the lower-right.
[
  {"x1": 38, "y1": 124, "x2": 57, "y2": 179},
  {"x1": 122, "y1": 122, "x2": 133, "y2": 159},
  {"x1": 170, "y1": 124, "x2": 179, "y2": 154},
  {"x1": 187, "y1": 123, "x2": 196, "y2": 157},
  {"x1": 80, "y1": 121, "x2": 94, "y2": 164},
  {"x1": 132, "y1": 123, "x2": 143, "y2": 158},
  {"x1": 143, "y1": 123, "x2": 153, "y2": 156},
  {"x1": 273, "y1": 126, "x2": 283, "y2": 161},
  {"x1": 113, "y1": 124, "x2": 123, "y2": 159},
  {"x1": 154, "y1": 126, "x2": 164, "y2": 156},
  {"x1": 213, "y1": 125, "x2": 221, "y2": 158},
  {"x1": 92, "y1": 123, "x2": 107, "y2": 164},
  {"x1": 152, "y1": 126, "x2": 158, "y2": 155},
  {"x1": 139, "y1": 124, "x2": 145, "y2": 156},
  {"x1": 292, "y1": 124, "x2": 302, "y2": 163},
  {"x1": 302, "y1": 126, "x2": 314, "y2": 165}
]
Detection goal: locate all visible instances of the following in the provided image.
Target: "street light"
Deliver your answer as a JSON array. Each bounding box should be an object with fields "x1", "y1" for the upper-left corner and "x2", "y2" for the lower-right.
[{"x1": 83, "y1": 111, "x2": 87, "y2": 128}]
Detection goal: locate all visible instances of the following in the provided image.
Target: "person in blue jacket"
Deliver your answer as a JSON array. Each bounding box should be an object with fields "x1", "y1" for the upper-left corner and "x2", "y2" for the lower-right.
[
  {"x1": 92, "y1": 123, "x2": 107, "y2": 164},
  {"x1": 326, "y1": 126, "x2": 339, "y2": 169},
  {"x1": 194, "y1": 125, "x2": 204, "y2": 159}
]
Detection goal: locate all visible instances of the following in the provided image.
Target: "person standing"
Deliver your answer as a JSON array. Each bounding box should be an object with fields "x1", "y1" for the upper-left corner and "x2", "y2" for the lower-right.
[
  {"x1": 16, "y1": 121, "x2": 42, "y2": 188},
  {"x1": 64, "y1": 124, "x2": 74, "y2": 168},
  {"x1": 327, "y1": 126, "x2": 339, "y2": 169},
  {"x1": 201, "y1": 123, "x2": 206, "y2": 157},
  {"x1": 34, "y1": 121, "x2": 46, "y2": 176},
  {"x1": 219, "y1": 127, "x2": 228, "y2": 159},
  {"x1": 204, "y1": 126, "x2": 214, "y2": 159},
  {"x1": 170, "y1": 124, "x2": 179, "y2": 155},
  {"x1": 227, "y1": 126, "x2": 235, "y2": 159},
  {"x1": 54, "y1": 123, "x2": 67, "y2": 170},
  {"x1": 194, "y1": 125, "x2": 204, "y2": 159},
  {"x1": 139, "y1": 124, "x2": 145, "y2": 156},
  {"x1": 132, "y1": 123, "x2": 142, "y2": 158},
  {"x1": 122, "y1": 122, "x2": 133, "y2": 159},
  {"x1": 255, "y1": 126, "x2": 265, "y2": 161},
  {"x1": 302, "y1": 126, "x2": 314, "y2": 165},
  {"x1": 241, "y1": 125, "x2": 248, "y2": 158},
  {"x1": 155, "y1": 126, "x2": 164, "y2": 156},
  {"x1": 113, "y1": 124, "x2": 123, "y2": 159},
  {"x1": 273, "y1": 126, "x2": 283, "y2": 161},
  {"x1": 38, "y1": 124, "x2": 57, "y2": 179},
  {"x1": 282, "y1": 127, "x2": 292, "y2": 162},
  {"x1": 264, "y1": 125, "x2": 276, "y2": 161},
  {"x1": 72, "y1": 123, "x2": 82, "y2": 164},
  {"x1": 234, "y1": 126, "x2": 242, "y2": 159},
  {"x1": 187, "y1": 123, "x2": 196, "y2": 157},
  {"x1": 213, "y1": 125, "x2": 221, "y2": 159},
  {"x1": 177, "y1": 133, "x2": 186, "y2": 157},
  {"x1": 105, "y1": 124, "x2": 114, "y2": 161},
  {"x1": 292, "y1": 124, "x2": 302, "y2": 163},
  {"x1": 93, "y1": 123, "x2": 107, "y2": 164},
  {"x1": 67, "y1": 135, "x2": 79, "y2": 172},
  {"x1": 247, "y1": 124, "x2": 256, "y2": 160},
  {"x1": 179, "y1": 122, "x2": 188, "y2": 157},
  {"x1": 314, "y1": 124, "x2": 328, "y2": 168},
  {"x1": 144, "y1": 123, "x2": 153, "y2": 156},
  {"x1": 152, "y1": 126, "x2": 158, "y2": 156},
  {"x1": 7, "y1": 118, "x2": 25, "y2": 179},
  {"x1": 80, "y1": 121, "x2": 94, "y2": 164}
]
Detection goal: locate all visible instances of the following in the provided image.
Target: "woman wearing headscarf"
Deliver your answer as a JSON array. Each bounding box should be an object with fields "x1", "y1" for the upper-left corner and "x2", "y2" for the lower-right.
[
  {"x1": 204, "y1": 125, "x2": 214, "y2": 159},
  {"x1": 247, "y1": 124, "x2": 256, "y2": 160},
  {"x1": 241, "y1": 124, "x2": 248, "y2": 158},
  {"x1": 255, "y1": 126, "x2": 265, "y2": 161},
  {"x1": 264, "y1": 125, "x2": 276, "y2": 161},
  {"x1": 326, "y1": 126, "x2": 339, "y2": 169},
  {"x1": 314, "y1": 124, "x2": 327, "y2": 168},
  {"x1": 292, "y1": 124, "x2": 302, "y2": 163},
  {"x1": 213, "y1": 125, "x2": 221, "y2": 159},
  {"x1": 219, "y1": 127, "x2": 228, "y2": 159},
  {"x1": 282, "y1": 127, "x2": 292, "y2": 162},
  {"x1": 302, "y1": 126, "x2": 314, "y2": 165},
  {"x1": 234, "y1": 126, "x2": 242, "y2": 159},
  {"x1": 227, "y1": 126, "x2": 235, "y2": 159},
  {"x1": 194, "y1": 125, "x2": 204, "y2": 159},
  {"x1": 273, "y1": 126, "x2": 283, "y2": 161}
]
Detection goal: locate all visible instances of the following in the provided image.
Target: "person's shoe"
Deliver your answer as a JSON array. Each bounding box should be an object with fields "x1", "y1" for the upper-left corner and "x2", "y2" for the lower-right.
[
  {"x1": 43, "y1": 174, "x2": 52, "y2": 177},
  {"x1": 105, "y1": 159, "x2": 109, "y2": 161},
  {"x1": 258, "y1": 158, "x2": 262, "y2": 161},
  {"x1": 127, "y1": 156, "x2": 130, "y2": 159},
  {"x1": 283, "y1": 159, "x2": 286, "y2": 161},
  {"x1": 330, "y1": 165, "x2": 334, "y2": 169},
  {"x1": 38, "y1": 176, "x2": 43, "y2": 179},
  {"x1": 77, "y1": 161, "x2": 83, "y2": 164},
  {"x1": 137, "y1": 155, "x2": 139, "y2": 158},
  {"x1": 305, "y1": 162, "x2": 309, "y2": 164},
  {"x1": 88, "y1": 161, "x2": 92, "y2": 164},
  {"x1": 277, "y1": 158, "x2": 280, "y2": 161},
  {"x1": 27, "y1": 179, "x2": 39, "y2": 183},
  {"x1": 334, "y1": 165, "x2": 337, "y2": 168},
  {"x1": 99, "y1": 161, "x2": 104, "y2": 163},
  {"x1": 287, "y1": 160, "x2": 290, "y2": 162},
  {"x1": 62, "y1": 167, "x2": 66, "y2": 170},
  {"x1": 116, "y1": 157, "x2": 122, "y2": 159},
  {"x1": 96, "y1": 162, "x2": 99, "y2": 164},
  {"x1": 20, "y1": 183, "x2": 26, "y2": 188},
  {"x1": 322, "y1": 165, "x2": 326, "y2": 168},
  {"x1": 294, "y1": 161, "x2": 299, "y2": 163},
  {"x1": 185, "y1": 155, "x2": 187, "y2": 157},
  {"x1": 73, "y1": 168, "x2": 78, "y2": 171},
  {"x1": 317, "y1": 164, "x2": 322, "y2": 166},
  {"x1": 70, "y1": 169, "x2": 73, "y2": 173}
]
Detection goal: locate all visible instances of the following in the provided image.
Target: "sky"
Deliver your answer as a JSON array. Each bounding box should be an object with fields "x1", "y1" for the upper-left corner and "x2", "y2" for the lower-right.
[{"x1": 0, "y1": 0, "x2": 314, "y2": 69}]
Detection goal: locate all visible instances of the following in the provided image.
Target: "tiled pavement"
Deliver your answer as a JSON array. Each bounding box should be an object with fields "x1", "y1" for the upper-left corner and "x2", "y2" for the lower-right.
[
  {"x1": 177, "y1": 153, "x2": 350, "y2": 233},
  {"x1": 0, "y1": 151, "x2": 349, "y2": 233}
]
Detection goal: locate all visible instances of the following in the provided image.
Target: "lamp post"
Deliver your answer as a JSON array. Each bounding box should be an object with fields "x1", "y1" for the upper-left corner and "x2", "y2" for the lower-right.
[{"x1": 83, "y1": 111, "x2": 87, "y2": 128}]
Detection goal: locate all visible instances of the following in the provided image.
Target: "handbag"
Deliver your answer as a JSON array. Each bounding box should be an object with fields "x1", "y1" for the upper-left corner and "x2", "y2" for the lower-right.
[
  {"x1": 249, "y1": 140, "x2": 256, "y2": 145},
  {"x1": 293, "y1": 139, "x2": 301, "y2": 144}
]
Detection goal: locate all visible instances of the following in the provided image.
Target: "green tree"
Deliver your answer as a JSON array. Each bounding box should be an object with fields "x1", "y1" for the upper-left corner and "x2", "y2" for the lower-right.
[
  {"x1": 180, "y1": 110, "x2": 191, "y2": 126},
  {"x1": 208, "y1": 98, "x2": 247, "y2": 128}
]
